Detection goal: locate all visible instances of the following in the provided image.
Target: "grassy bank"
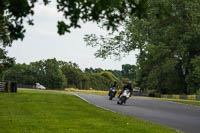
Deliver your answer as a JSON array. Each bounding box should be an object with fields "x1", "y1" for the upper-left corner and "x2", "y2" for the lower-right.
[{"x1": 0, "y1": 89, "x2": 179, "y2": 133}]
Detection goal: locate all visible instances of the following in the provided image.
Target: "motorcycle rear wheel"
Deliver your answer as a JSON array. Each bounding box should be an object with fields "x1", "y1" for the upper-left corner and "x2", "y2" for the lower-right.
[{"x1": 109, "y1": 96, "x2": 113, "y2": 100}]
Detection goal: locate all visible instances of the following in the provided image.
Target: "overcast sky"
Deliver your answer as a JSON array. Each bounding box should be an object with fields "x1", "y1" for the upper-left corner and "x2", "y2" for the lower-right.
[{"x1": 7, "y1": 2, "x2": 137, "y2": 70}]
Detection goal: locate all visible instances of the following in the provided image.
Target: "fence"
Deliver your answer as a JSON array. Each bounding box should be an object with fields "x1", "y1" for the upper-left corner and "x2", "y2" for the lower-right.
[
  {"x1": 0, "y1": 81, "x2": 17, "y2": 93},
  {"x1": 161, "y1": 94, "x2": 200, "y2": 101},
  {"x1": 0, "y1": 82, "x2": 6, "y2": 92},
  {"x1": 17, "y1": 84, "x2": 34, "y2": 89}
]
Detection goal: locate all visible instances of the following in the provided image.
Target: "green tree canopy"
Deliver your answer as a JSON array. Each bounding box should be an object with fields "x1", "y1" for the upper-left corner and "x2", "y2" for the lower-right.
[
  {"x1": 0, "y1": 49, "x2": 15, "y2": 80},
  {"x1": 0, "y1": 0, "x2": 147, "y2": 47},
  {"x1": 60, "y1": 61, "x2": 83, "y2": 88},
  {"x1": 122, "y1": 64, "x2": 136, "y2": 80},
  {"x1": 85, "y1": 0, "x2": 200, "y2": 94}
]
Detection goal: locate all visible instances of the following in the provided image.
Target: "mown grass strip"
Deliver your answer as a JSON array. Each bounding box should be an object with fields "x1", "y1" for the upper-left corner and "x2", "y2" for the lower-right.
[{"x1": 0, "y1": 89, "x2": 179, "y2": 133}]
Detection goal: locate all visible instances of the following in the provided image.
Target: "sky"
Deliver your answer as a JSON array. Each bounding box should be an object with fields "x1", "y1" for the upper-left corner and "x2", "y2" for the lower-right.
[{"x1": 6, "y1": 2, "x2": 137, "y2": 70}]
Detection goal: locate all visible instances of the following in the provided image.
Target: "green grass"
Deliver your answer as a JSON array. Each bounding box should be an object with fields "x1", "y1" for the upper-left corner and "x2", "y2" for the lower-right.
[
  {"x1": 0, "y1": 89, "x2": 179, "y2": 133},
  {"x1": 162, "y1": 98, "x2": 200, "y2": 106},
  {"x1": 139, "y1": 96, "x2": 200, "y2": 106},
  {"x1": 65, "y1": 88, "x2": 108, "y2": 96}
]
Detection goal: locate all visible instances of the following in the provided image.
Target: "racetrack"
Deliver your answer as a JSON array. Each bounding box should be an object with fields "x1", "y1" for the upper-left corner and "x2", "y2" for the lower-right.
[{"x1": 76, "y1": 93, "x2": 200, "y2": 133}]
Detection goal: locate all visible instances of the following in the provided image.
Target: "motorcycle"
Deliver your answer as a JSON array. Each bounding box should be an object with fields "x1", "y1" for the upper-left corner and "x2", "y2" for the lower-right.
[
  {"x1": 108, "y1": 87, "x2": 117, "y2": 100},
  {"x1": 117, "y1": 89, "x2": 131, "y2": 105}
]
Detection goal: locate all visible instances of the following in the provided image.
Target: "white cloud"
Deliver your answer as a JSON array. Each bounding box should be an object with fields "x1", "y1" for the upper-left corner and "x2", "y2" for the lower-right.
[
  {"x1": 35, "y1": 3, "x2": 62, "y2": 19},
  {"x1": 29, "y1": 27, "x2": 57, "y2": 37}
]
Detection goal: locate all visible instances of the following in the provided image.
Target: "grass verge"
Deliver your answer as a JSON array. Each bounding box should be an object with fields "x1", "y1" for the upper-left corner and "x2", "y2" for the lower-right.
[
  {"x1": 65, "y1": 88, "x2": 108, "y2": 95},
  {"x1": 0, "y1": 88, "x2": 180, "y2": 133},
  {"x1": 137, "y1": 96, "x2": 200, "y2": 106},
  {"x1": 160, "y1": 98, "x2": 200, "y2": 106}
]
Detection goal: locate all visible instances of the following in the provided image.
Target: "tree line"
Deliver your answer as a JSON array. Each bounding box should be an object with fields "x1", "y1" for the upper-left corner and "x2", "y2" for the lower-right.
[{"x1": 1, "y1": 58, "x2": 137, "y2": 91}]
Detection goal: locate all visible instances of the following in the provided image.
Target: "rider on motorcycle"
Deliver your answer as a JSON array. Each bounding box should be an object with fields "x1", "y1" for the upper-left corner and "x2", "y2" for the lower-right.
[
  {"x1": 111, "y1": 81, "x2": 118, "y2": 88},
  {"x1": 118, "y1": 81, "x2": 133, "y2": 98},
  {"x1": 108, "y1": 81, "x2": 118, "y2": 96}
]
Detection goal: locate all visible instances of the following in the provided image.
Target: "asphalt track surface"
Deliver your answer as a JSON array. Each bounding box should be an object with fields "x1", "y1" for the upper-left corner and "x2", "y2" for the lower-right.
[{"x1": 76, "y1": 93, "x2": 200, "y2": 133}]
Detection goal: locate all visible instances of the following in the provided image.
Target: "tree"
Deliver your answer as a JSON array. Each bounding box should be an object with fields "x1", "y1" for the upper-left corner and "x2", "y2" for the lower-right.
[
  {"x1": 0, "y1": 49, "x2": 15, "y2": 80},
  {"x1": 186, "y1": 56, "x2": 200, "y2": 93},
  {"x1": 28, "y1": 59, "x2": 67, "y2": 89},
  {"x1": 60, "y1": 61, "x2": 84, "y2": 88},
  {"x1": 4, "y1": 59, "x2": 67, "y2": 89},
  {"x1": 121, "y1": 64, "x2": 136, "y2": 80},
  {"x1": 53, "y1": 0, "x2": 147, "y2": 34},
  {"x1": 0, "y1": 0, "x2": 46, "y2": 77},
  {"x1": 43, "y1": 59, "x2": 66, "y2": 89},
  {"x1": 135, "y1": 44, "x2": 186, "y2": 94},
  {"x1": 85, "y1": 0, "x2": 200, "y2": 94},
  {"x1": 4, "y1": 63, "x2": 36, "y2": 85},
  {"x1": 134, "y1": 0, "x2": 200, "y2": 94},
  {"x1": 0, "y1": 0, "x2": 147, "y2": 46},
  {"x1": 84, "y1": 67, "x2": 103, "y2": 73}
]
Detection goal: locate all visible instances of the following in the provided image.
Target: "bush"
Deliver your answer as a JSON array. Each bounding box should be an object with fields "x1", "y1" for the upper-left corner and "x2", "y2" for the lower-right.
[{"x1": 197, "y1": 89, "x2": 200, "y2": 95}]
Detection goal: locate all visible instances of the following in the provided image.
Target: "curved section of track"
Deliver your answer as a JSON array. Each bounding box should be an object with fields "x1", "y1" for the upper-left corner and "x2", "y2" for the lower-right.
[{"x1": 76, "y1": 93, "x2": 200, "y2": 133}]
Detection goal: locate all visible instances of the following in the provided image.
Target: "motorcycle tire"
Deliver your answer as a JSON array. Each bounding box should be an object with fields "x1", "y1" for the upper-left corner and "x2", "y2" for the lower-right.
[
  {"x1": 117, "y1": 100, "x2": 123, "y2": 105},
  {"x1": 121, "y1": 96, "x2": 126, "y2": 104},
  {"x1": 109, "y1": 96, "x2": 113, "y2": 100}
]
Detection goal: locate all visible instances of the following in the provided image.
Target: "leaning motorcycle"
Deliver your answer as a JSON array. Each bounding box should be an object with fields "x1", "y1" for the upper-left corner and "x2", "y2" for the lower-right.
[
  {"x1": 117, "y1": 89, "x2": 131, "y2": 105},
  {"x1": 108, "y1": 87, "x2": 117, "y2": 100}
]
